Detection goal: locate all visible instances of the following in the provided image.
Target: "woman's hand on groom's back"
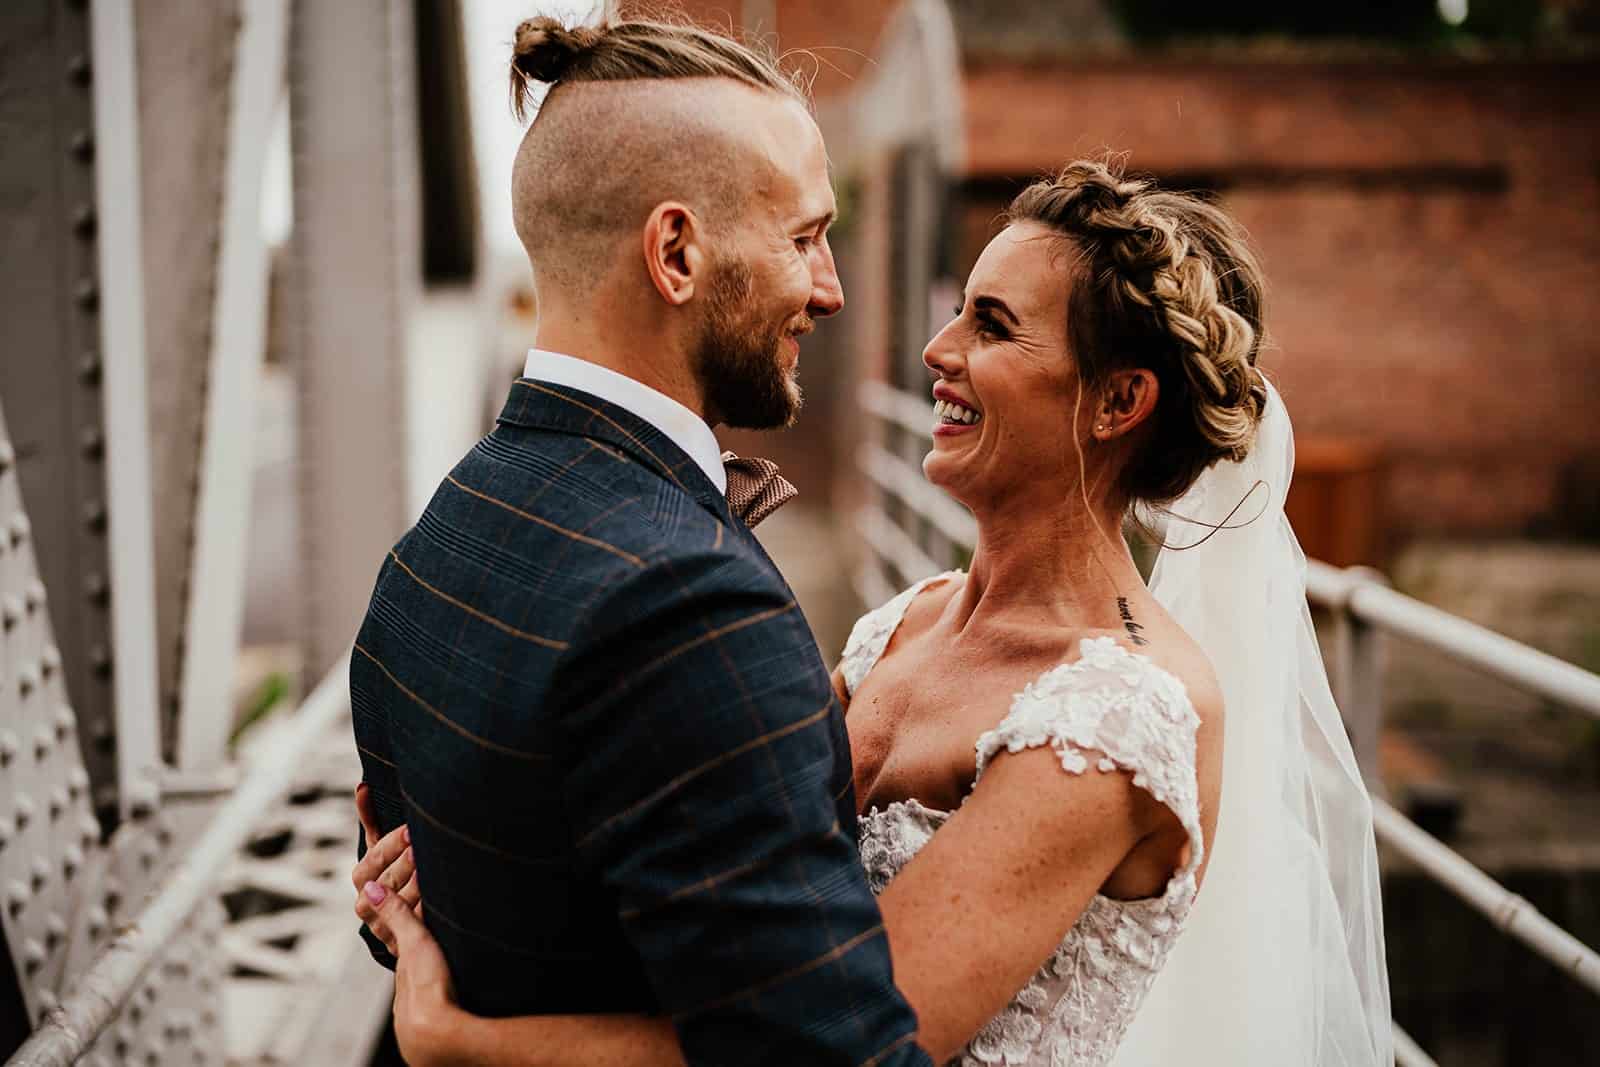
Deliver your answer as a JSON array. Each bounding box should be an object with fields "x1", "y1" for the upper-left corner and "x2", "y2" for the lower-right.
[{"x1": 353, "y1": 783, "x2": 422, "y2": 953}]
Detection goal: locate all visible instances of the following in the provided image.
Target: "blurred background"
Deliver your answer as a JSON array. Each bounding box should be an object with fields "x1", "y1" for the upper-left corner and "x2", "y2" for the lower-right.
[{"x1": 1, "y1": 0, "x2": 1597, "y2": 1064}]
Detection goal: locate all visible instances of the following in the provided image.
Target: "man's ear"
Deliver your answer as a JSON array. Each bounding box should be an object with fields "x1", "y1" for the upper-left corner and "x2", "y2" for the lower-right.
[
  {"x1": 1096, "y1": 368, "x2": 1159, "y2": 439},
  {"x1": 642, "y1": 201, "x2": 705, "y2": 306}
]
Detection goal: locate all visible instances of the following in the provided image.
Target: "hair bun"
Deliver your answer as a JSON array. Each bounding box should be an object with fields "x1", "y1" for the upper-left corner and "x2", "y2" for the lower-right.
[{"x1": 512, "y1": 17, "x2": 599, "y2": 83}]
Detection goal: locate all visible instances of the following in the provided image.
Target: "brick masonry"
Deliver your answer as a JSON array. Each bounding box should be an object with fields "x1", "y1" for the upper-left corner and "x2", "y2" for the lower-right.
[{"x1": 956, "y1": 55, "x2": 1600, "y2": 543}]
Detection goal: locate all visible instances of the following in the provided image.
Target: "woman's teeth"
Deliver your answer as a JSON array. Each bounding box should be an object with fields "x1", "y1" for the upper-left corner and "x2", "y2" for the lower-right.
[{"x1": 934, "y1": 398, "x2": 982, "y2": 425}]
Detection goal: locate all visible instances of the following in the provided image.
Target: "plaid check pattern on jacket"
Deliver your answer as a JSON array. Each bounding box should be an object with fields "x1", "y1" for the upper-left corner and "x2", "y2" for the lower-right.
[{"x1": 351, "y1": 379, "x2": 928, "y2": 1066}]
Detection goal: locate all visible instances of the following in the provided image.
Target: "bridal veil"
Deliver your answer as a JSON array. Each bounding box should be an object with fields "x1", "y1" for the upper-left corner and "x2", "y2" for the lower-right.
[{"x1": 1111, "y1": 380, "x2": 1394, "y2": 1066}]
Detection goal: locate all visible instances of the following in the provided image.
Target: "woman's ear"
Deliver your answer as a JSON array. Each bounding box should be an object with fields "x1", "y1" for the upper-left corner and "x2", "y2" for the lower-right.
[
  {"x1": 641, "y1": 201, "x2": 704, "y2": 306},
  {"x1": 1096, "y1": 368, "x2": 1159, "y2": 439}
]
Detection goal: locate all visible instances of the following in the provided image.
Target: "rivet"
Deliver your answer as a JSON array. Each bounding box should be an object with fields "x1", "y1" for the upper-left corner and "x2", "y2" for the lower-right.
[
  {"x1": 0, "y1": 821, "x2": 9, "y2": 851},
  {"x1": 63, "y1": 844, "x2": 82, "y2": 880},
  {"x1": 87, "y1": 906, "x2": 107, "y2": 940},
  {"x1": 80, "y1": 426, "x2": 104, "y2": 459},
  {"x1": 75, "y1": 278, "x2": 99, "y2": 310},
  {"x1": 2, "y1": 595, "x2": 21, "y2": 630},
  {"x1": 9, "y1": 515, "x2": 29, "y2": 548},
  {"x1": 90, "y1": 643, "x2": 113, "y2": 679},
  {"x1": 85, "y1": 572, "x2": 110, "y2": 605},
  {"x1": 25, "y1": 579, "x2": 46, "y2": 613},
  {"x1": 70, "y1": 130, "x2": 94, "y2": 162},
  {"x1": 72, "y1": 203, "x2": 97, "y2": 238},
  {"x1": 49, "y1": 788, "x2": 68, "y2": 820},
  {"x1": 138, "y1": 839, "x2": 158, "y2": 870},
  {"x1": 78, "y1": 352, "x2": 102, "y2": 385},
  {"x1": 33, "y1": 727, "x2": 51, "y2": 760},
  {"x1": 143, "y1": 982, "x2": 158, "y2": 1004},
  {"x1": 22, "y1": 939, "x2": 44, "y2": 975},
  {"x1": 45, "y1": 913, "x2": 66, "y2": 949},
  {"x1": 83, "y1": 500, "x2": 107, "y2": 534},
  {"x1": 67, "y1": 765, "x2": 88, "y2": 797},
  {"x1": 0, "y1": 731, "x2": 17, "y2": 766},
  {"x1": 0, "y1": 440, "x2": 12, "y2": 475},
  {"x1": 15, "y1": 795, "x2": 35, "y2": 830},
  {"x1": 80, "y1": 815, "x2": 100, "y2": 850},
  {"x1": 19, "y1": 665, "x2": 39, "y2": 699},
  {"x1": 128, "y1": 781, "x2": 158, "y2": 821},
  {"x1": 7, "y1": 880, "x2": 29, "y2": 917},
  {"x1": 127, "y1": 1000, "x2": 143, "y2": 1024},
  {"x1": 30, "y1": 858, "x2": 49, "y2": 892},
  {"x1": 41, "y1": 646, "x2": 61, "y2": 679}
]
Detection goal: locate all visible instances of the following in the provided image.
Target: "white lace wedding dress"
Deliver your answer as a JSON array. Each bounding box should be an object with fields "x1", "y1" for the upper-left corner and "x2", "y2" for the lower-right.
[{"x1": 841, "y1": 572, "x2": 1205, "y2": 1067}]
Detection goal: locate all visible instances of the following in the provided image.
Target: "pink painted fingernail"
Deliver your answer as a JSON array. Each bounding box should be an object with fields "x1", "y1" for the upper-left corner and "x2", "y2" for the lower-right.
[
  {"x1": 403, "y1": 826, "x2": 411, "y2": 845},
  {"x1": 363, "y1": 881, "x2": 386, "y2": 904}
]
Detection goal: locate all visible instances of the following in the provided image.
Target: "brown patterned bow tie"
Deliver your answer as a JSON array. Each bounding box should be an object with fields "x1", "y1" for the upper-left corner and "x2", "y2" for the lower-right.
[{"x1": 722, "y1": 451, "x2": 797, "y2": 527}]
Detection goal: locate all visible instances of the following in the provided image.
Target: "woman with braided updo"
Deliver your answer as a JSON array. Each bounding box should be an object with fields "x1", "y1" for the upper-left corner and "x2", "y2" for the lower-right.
[{"x1": 356, "y1": 149, "x2": 1390, "y2": 1064}]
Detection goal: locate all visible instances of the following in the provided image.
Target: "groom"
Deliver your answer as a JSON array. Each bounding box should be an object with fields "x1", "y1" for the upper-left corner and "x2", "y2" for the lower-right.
[{"x1": 348, "y1": 16, "x2": 930, "y2": 1067}]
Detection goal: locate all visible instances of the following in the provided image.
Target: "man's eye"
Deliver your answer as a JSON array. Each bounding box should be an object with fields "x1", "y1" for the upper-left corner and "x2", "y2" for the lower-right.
[{"x1": 794, "y1": 236, "x2": 813, "y2": 250}]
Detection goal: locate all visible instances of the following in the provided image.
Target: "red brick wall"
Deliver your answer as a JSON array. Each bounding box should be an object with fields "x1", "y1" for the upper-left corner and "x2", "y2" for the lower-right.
[{"x1": 957, "y1": 57, "x2": 1600, "y2": 541}]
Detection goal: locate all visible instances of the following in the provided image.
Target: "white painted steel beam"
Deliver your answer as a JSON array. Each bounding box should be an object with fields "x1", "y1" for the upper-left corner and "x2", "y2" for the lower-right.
[
  {"x1": 290, "y1": 0, "x2": 418, "y2": 680},
  {"x1": 5, "y1": 656, "x2": 352, "y2": 1067},
  {"x1": 176, "y1": 0, "x2": 290, "y2": 772},
  {"x1": 89, "y1": 0, "x2": 163, "y2": 815}
]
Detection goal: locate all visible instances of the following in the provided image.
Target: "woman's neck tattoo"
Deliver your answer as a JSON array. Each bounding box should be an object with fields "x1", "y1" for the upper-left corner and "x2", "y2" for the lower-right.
[{"x1": 1117, "y1": 597, "x2": 1149, "y2": 646}]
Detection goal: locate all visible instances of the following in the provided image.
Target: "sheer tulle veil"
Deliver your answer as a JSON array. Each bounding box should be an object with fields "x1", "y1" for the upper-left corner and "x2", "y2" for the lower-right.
[{"x1": 1110, "y1": 380, "x2": 1394, "y2": 1066}]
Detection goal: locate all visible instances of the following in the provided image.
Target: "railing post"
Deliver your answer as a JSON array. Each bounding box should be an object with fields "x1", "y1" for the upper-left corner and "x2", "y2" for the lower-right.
[{"x1": 1342, "y1": 567, "x2": 1390, "y2": 798}]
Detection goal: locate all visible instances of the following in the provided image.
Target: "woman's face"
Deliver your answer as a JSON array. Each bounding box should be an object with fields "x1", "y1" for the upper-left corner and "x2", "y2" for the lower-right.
[{"x1": 922, "y1": 222, "x2": 1093, "y2": 510}]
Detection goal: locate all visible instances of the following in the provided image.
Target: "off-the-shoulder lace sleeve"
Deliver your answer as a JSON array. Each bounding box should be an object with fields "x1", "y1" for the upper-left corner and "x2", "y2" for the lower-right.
[
  {"x1": 974, "y1": 635, "x2": 1205, "y2": 881},
  {"x1": 838, "y1": 572, "x2": 957, "y2": 696}
]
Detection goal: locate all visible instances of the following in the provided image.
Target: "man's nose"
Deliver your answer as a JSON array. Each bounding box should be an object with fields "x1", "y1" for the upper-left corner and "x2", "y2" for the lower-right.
[{"x1": 808, "y1": 242, "x2": 844, "y2": 318}]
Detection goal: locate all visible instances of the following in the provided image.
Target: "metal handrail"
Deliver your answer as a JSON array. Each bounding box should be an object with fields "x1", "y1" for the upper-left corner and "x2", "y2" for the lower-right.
[
  {"x1": 6, "y1": 656, "x2": 352, "y2": 1067},
  {"x1": 1372, "y1": 796, "x2": 1600, "y2": 996},
  {"x1": 1306, "y1": 560, "x2": 1600, "y2": 721},
  {"x1": 858, "y1": 380, "x2": 1600, "y2": 1058}
]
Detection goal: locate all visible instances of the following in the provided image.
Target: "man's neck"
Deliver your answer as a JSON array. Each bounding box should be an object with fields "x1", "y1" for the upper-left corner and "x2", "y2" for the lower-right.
[{"x1": 535, "y1": 312, "x2": 709, "y2": 425}]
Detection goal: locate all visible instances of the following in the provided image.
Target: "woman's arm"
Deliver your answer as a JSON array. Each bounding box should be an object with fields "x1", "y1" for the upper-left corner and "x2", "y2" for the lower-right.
[
  {"x1": 360, "y1": 882, "x2": 684, "y2": 1067},
  {"x1": 873, "y1": 745, "x2": 1171, "y2": 1062}
]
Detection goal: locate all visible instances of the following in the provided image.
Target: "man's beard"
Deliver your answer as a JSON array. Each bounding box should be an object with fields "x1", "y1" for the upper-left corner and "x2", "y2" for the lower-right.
[{"x1": 694, "y1": 257, "x2": 804, "y2": 431}]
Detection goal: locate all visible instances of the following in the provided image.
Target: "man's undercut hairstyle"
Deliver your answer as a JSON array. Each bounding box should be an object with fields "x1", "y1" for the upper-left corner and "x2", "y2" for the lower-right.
[{"x1": 507, "y1": 14, "x2": 812, "y2": 295}]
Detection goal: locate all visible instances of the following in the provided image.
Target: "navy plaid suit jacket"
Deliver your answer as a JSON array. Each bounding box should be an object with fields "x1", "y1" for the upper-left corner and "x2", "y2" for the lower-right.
[{"x1": 351, "y1": 379, "x2": 929, "y2": 1066}]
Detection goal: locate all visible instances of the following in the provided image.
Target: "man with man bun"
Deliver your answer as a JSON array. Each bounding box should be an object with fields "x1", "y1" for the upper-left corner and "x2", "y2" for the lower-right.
[{"x1": 349, "y1": 14, "x2": 930, "y2": 1066}]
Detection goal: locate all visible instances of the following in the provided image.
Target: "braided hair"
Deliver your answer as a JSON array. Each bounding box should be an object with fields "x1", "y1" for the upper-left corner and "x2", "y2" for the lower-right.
[{"x1": 1007, "y1": 161, "x2": 1270, "y2": 506}]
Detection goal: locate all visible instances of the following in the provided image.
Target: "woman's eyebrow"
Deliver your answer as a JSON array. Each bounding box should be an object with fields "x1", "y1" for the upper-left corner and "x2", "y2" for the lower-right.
[{"x1": 973, "y1": 295, "x2": 1020, "y2": 326}]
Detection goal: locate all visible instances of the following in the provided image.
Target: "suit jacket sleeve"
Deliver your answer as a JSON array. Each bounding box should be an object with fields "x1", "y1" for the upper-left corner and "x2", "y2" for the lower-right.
[{"x1": 555, "y1": 548, "x2": 931, "y2": 1067}]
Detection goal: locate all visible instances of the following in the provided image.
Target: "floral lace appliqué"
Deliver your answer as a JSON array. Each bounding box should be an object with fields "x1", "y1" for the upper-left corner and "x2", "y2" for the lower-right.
[{"x1": 850, "y1": 584, "x2": 1204, "y2": 1067}]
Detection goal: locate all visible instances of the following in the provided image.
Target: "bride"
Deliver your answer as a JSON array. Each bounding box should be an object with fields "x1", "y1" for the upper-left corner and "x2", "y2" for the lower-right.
[{"x1": 353, "y1": 160, "x2": 1392, "y2": 1066}]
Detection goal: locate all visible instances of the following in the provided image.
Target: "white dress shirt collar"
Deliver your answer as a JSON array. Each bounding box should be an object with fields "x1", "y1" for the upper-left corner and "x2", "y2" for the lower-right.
[{"x1": 522, "y1": 348, "x2": 726, "y2": 493}]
